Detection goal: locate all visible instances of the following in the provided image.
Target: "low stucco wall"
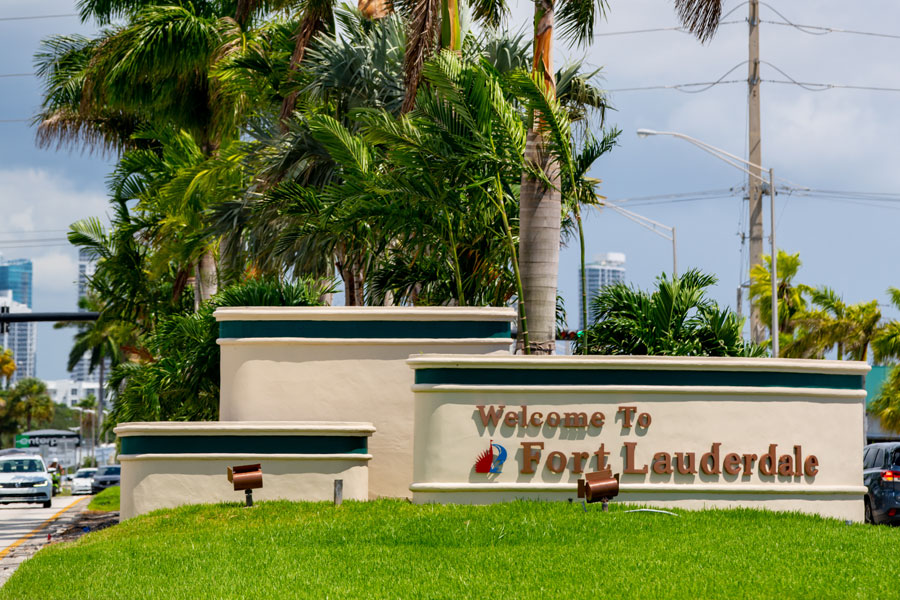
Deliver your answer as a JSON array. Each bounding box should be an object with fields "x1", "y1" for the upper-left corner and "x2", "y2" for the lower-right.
[
  {"x1": 409, "y1": 355, "x2": 869, "y2": 521},
  {"x1": 116, "y1": 421, "x2": 373, "y2": 520},
  {"x1": 215, "y1": 307, "x2": 515, "y2": 498}
]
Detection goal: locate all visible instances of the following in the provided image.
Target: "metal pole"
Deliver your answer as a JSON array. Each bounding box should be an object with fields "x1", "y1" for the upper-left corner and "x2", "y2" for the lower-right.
[
  {"x1": 769, "y1": 168, "x2": 778, "y2": 357},
  {"x1": 671, "y1": 227, "x2": 678, "y2": 278},
  {"x1": 748, "y1": 0, "x2": 764, "y2": 346}
]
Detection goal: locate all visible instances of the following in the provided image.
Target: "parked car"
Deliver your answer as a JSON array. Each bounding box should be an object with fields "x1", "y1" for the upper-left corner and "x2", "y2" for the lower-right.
[
  {"x1": 863, "y1": 442, "x2": 900, "y2": 524},
  {"x1": 91, "y1": 465, "x2": 121, "y2": 494},
  {"x1": 0, "y1": 454, "x2": 53, "y2": 508},
  {"x1": 70, "y1": 468, "x2": 97, "y2": 495}
]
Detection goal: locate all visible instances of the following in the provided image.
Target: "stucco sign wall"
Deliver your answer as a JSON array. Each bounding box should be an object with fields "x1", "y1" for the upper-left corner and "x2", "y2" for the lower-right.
[{"x1": 409, "y1": 355, "x2": 869, "y2": 521}]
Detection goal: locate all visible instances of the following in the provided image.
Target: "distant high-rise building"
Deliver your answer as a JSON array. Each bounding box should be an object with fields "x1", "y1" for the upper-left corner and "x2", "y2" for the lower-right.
[
  {"x1": 0, "y1": 290, "x2": 36, "y2": 383},
  {"x1": 579, "y1": 252, "x2": 626, "y2": 330},
  {"x1": 72, "y1": 249, "x2": 107, "y2": 383},
  {"x1": 0, "y1": 255, "x2": 32, "y2": 308}
]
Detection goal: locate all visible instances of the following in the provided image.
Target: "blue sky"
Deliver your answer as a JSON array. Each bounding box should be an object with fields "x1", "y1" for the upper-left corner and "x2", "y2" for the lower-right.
[{"x1": 1, "y1": 0, "x2": 899, "y2": 379}]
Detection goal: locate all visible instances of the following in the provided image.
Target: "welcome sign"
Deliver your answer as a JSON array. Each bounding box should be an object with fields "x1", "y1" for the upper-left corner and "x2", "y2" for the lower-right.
[
  {"x1": 409, "y1": 355, "x2": 868, "y2": 521},
  {"x1": 472, "y1": 404, "x2": 821, "y2": 479}
]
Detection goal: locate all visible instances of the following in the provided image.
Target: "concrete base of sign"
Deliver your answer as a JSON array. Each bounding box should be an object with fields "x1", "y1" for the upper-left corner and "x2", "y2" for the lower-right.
[
  {"x1": 409, "y1": 355, "x2": 870, "y2": 522},
  {"x1": 116, "y1": 422, "x2": 374, "y2": 520},
  {"x1": 215, "y1": 307, "x2": 515, "y2": 499}
]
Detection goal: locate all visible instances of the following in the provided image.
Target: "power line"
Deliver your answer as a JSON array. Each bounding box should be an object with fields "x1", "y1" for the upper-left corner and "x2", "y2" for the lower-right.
[
  {"x1": 0, "y1": 119, "x2": 29, "y2": 124},
  {"x1": 0, "y1": 74, "x2": 31, "y2": 79},
  {"x1": 593, "y1": 20, "x2": 744, "y2": 37},
  {"x1": 609, "y1": 61, "x2": 747, "y2": 93},
  {"x1": 764, "y1": 79, "x2": 900, "y2": 93},
  {"x1": 0, "y1": 237, "x2": 66, "y2": 244},
  {"x1": 758, "y1": 2, "x2": 900, "y2": 40},
  {"x1": 0, "y1": 13, "x2": 78, "y2": 23}
]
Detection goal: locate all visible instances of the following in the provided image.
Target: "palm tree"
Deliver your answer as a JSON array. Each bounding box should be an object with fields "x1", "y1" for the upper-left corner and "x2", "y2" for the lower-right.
[
  {"x1": 55, "y1": 295, "x2": 131, "y2": 439},
  {"x1": 575, "y1": 269, "x2": 763, "y2": 357},
  {"x1": 9, "y1": 378, "x2": 55, "y2": 432},
  {"x1": 785, "y1": 289, "x2": 882, "y2": 361},
  {"x1": 36, "y1": 3, "x2": 260, "y2": 302},
  {"x1": 107, "y1": 277, "x2": 331, "y2": 425},
  {"x1": 514, "y1": 0, "x2": 722, "y2": 354},
  {"x1": 749, "y1": 249, "x2": 812, "y2": 352}
]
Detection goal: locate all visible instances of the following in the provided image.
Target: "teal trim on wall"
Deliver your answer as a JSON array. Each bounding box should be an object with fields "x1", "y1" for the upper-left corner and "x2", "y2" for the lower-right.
[
  {"x1": 120, "y1": 435, "x2": 368, "y2": 456},
  {"x1": 866, "y1": 365, "x2": 890, "y2": 407},
  {"x1": 219, "y1": 320, "x2": 512, "y2": 340},
  {"x1": 414, "y1": 368, "x2": 865, "y2": 390}
]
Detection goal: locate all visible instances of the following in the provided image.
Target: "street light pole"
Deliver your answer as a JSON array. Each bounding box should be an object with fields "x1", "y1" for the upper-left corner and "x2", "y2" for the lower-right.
[
  {"x1": 600, "y1": 200, "x2": 677, "y2": 277},
  {"x1": 637, "y1": 129, "x2": 780, "y2": 356}
]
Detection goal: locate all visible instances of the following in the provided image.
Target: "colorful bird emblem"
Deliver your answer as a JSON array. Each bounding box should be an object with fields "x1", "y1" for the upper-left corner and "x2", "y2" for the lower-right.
[{"x1": 474, "y1": 440, "x2": 507, "y2": 474}]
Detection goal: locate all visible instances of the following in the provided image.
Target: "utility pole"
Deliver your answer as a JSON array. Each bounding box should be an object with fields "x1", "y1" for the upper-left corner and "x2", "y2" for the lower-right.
[{"x1": 747, "y1": 0, "x2": 765, "y2": 344}]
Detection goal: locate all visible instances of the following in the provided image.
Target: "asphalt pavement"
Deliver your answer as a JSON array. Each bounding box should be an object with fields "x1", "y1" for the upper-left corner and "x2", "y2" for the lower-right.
[{"x1": 0, "y1": 495, "x2": 90, "y2": 585}]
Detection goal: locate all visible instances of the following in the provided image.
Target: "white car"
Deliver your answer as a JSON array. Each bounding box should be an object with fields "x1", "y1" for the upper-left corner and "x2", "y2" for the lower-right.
[
  {"x1": 0, "y1": 454, "x2": 53, "y2": 508},
  {"x1": 70, "y1": 468, "x2": 97, "y2": 495}
]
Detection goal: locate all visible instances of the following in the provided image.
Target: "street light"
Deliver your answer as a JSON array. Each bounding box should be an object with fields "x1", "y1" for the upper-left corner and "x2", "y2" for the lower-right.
[
  {"x1": 636, "y1": 128, "x2": 779, "y2": 357},
  {"x1": 600, "y1": 200, "x2": 677, "y2": 277}
]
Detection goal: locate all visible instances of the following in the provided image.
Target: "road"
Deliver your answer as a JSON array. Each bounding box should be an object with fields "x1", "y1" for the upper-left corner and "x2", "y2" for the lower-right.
[{"x1": 0, "y1": 495, "x2": 89, "y2": 557}]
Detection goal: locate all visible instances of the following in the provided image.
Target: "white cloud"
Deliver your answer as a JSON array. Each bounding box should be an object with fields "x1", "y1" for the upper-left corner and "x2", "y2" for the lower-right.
[{"x1": 31, "y1": 252, "x2": 79, "y2": 295}]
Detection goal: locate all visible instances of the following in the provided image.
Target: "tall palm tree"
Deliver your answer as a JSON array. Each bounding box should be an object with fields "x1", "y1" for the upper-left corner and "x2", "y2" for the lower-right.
[
  {"x1": 516, "y1": 0, "x2": 723, "y2": 354},
  {"x1": 36, "y1": 3, "x2": 258, "y2": 302},
  {"x1": 749, "y1": 249, "x2": 812, "y2": 351}
]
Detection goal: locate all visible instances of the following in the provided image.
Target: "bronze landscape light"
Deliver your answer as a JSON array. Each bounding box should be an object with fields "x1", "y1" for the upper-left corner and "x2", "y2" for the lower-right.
[
  {"x1": 577, "y1": 466, "x2": 620, "y2": 512},
  {"x1": 227, "y1": 463, "x2": 263, "y2": 507}
]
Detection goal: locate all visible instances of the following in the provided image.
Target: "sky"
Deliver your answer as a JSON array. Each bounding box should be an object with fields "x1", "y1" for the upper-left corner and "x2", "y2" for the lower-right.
[{"x1": 1, "y1": 1, "x2": 899, "y2": 379}]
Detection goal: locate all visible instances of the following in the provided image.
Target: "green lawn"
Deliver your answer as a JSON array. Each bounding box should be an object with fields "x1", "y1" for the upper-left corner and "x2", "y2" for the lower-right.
[
  {"x1": 3, "y1": 500, "x2": 896, "y2": 599},
  {"x1": 87, "y1": 486, "x2": 120, "y2": 512}
]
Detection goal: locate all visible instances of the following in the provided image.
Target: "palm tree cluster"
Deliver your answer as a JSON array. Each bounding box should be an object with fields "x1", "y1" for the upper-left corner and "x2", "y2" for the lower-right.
[
  {"x1": 749, "y1": 250, "x2": 900, "y2": 433},
  {"x1": 38, "y1": 0, "x2": 725, "y2": 421},
  {"x1": 575, "y1": 270, "x2": 763, "y2": 357},
  {"x1": 0, "y1": 378, "x2": 55, "y2": 446},
  {"x1": 750, "y1": 250, "x2": 900, "y2": 361}
]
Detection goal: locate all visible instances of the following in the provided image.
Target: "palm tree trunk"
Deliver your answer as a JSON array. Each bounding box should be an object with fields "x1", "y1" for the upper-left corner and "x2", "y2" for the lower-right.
[
  {"x1": 279, "y1": 14, "x2": 325, "y2": 129},
  {"x1": 518, "y1": 0, "x2": 560, "y2": 355},
  {"x1": 197, "y1": 249, "x2": 218, "y2": 303},
  {"x1": 441, "y1": 0, "x2": 462, "y2": 52}
]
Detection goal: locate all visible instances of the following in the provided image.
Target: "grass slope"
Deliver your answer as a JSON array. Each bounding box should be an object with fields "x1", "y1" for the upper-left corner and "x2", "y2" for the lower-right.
[
  {"x1": 2, "y1": 500, "x2": 895, "y2": 599},
  {"x1": 87, "y1": 486, "x2": 120, "y2": 512}
]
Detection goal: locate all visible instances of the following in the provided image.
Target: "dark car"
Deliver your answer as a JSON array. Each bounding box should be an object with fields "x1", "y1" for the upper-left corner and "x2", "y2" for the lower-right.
[
  {"x1": 91, "y1": 465, "x2": 121, "y2": 494},
  {"x1": 863, "y1": 443, "x2": 900, "y2": 524}
]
